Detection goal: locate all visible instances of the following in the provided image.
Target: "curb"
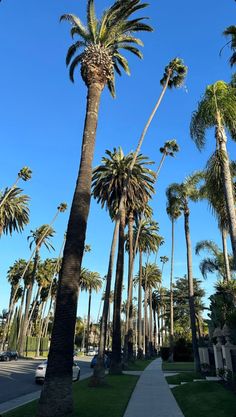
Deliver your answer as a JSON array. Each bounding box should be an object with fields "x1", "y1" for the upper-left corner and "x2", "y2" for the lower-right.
[{"x1": 0, "y1": 372, "x2": 92, "y2": 415}]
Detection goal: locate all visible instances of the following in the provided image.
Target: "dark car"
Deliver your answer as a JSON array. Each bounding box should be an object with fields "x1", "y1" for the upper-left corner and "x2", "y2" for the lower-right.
[
  {"x1": 0, "y1": 351, "x2": 18, "y2": 361},
  {"x1": 90, "y1": 353, "x2": 111, "y2": 369}
]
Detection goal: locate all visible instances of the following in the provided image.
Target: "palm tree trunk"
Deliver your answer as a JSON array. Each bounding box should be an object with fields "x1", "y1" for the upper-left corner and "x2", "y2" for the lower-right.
[
  {"x1": 110, "y1": 206, "x2": 126, "y2": 374},
  {"x1": 217, "y1": 124, "x2": 236, "y2": 269},
  {"x1": 42, "y1": 297, "x2": 54, "y2": 338},
  {"x1": 18, "y1": 250, "x2": 39, "y2": 355},
  {"x1": 169, "y1": 218, "x2": 175, "y2": 361},
  {"x1": 137, "y1": 250, "x2": 143, "y2": 358},
  {"x1": 124, "y1": 212, "x2": 134, "y2": 364},
  {"x1": 157, "y1": 305, "x2": 161, "y2": 348},
  {"x1": 86, "y1": 289, "x2": 92, "y2": 354},
  {"x1": 144, "y1": 279, "x2": 149, "y2": 358},
  {"x1": 153, "y1": 307, "x2": 157, "y2": 352},
  {"x1": 28, "y1": 285, "x2": 42, "y2": 325},
  {"x1": 184, "y1": 210, "x2": 201, "y2": 373},
  {"x1": 91, "y1": 218, "x2": 119, "y2": 385},
  {"x1": 36, "y1": 82, "x2": 103, "y2": 417},
  {"x1": 156, "y1": 153, "x2": 166, "y2": 177},
  {"x1": 221, "y1": 228, "x2": 231, "y2": 282},
  {"x1": 148, "y1": 289, "x2": 153, "y2": 356}
]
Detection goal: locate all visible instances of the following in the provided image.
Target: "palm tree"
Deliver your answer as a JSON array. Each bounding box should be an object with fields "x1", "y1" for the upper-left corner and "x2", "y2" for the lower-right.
[
  {"x1": 18, "y1": 225, "x2": 55, "y2": 356},
  {"x1": 37, "y1": 3, "x2": 153, "y2": 413},
  {"x1": 140, "y1": 263, "x2": 161, "y2": 356},
  {"x1": 0, "y1": 166, "x2": 32, "y2": 209},
  {"x1": 133, "y1": 219, "x2": 163, "y2": 357},
  {"x1": 166, "y1": 190, "x2": 181, "y2": 359},
  {"x1": 0, "y1": 187, "x2": 29, "y2": 236},
  {"x1": 195, "y1": 240, "x2": 234, "y2": 281},
  {"x1": 80, "y1": 270, "x2": 102, "y2": 353},
  {"x1": 190, "y1": 81, "x2": 236, "y2": 269},
  {"x1": 157, "y1": 140, "x2": 179, "y2": 177},
  {"x1": 91, "y1": 148, "x2": 155, "y2": 380},
  {"x1": 222, "y1": 25, "x2": 236, "y2": 66},
  {"x1": 166, "y1": 172, "x2": 203, "y2": 372}
]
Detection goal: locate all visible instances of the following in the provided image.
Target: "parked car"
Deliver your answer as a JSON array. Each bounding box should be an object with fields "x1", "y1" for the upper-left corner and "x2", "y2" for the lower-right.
[
  {"x1": 90, "y1": 353, "x2": 111, "y2": 369},
  {"x1": 35, "y1": 360, "x2": 80, "y2": 384},
  {"x1": 87, "y1": 347, "x2": 97, "y2": 356},
  {"x1": 0, "y1": 351, "x2": 18, "y2": 361}
]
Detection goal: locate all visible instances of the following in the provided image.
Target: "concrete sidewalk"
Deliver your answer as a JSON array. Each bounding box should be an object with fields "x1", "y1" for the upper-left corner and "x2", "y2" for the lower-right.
[{"x1": 123, "y1": 358, "x2": 184, "y2": 417}]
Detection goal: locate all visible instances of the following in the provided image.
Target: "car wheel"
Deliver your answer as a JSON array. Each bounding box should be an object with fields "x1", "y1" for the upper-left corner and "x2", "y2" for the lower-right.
[
  {"x1": 5, "y1": 356, "x2": 10, "y2": 362},
  {"x1": 35, "y1": 379, "x2": 44, "y2": 385},
  {"x1": 14, "y1": 356, "x2": 18, "y2": 361}
]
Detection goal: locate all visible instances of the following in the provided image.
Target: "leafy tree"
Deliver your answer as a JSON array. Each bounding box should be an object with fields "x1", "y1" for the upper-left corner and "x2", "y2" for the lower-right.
[{"x1": 37, "y1": 3, "x2": 153, "y2": 412}]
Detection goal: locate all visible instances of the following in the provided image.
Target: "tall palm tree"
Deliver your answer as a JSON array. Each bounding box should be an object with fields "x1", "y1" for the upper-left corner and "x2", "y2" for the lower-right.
[
  {"x1": 91, "y1": 148, "x2": 155, "y2": 380},
  {"x1": 0, "y1": 187, "x2": 29, "y2": 236},
  {"x1": 167, "y1": 172, "x2": 203, "y2": 372},
  {"x1": 201, "y1": 151, "x2": 236, "y2": 282},
  {"x1": 190, "y1": 81, "x2": 236, "y2": 269},
  {"x1": 37, "y1": 3, "x2": 153, "y2": 413},
  {"x1": 18, "y1": 225, "x2": 55, "y2": 355},
  {"x1": 195, "y1": 240, "x2": 234, "y2": 281},
  {"x1": 133, "y1": 219, "x2": 163, "y2": 357},
  {"x1": 222, "y1": 25, "x2": 236, "y2": 67},
  {"x1": 156, "y1": 139, "x2": 179, "y2": 177},
  {"x1": 80, "y1": 270, "x2": 102, "y2": 353},
  {"x1": 140, "y1": 263, "x2": 161, "y2": 357},
  {"x1": 166, "y1": 191, "x2": 181, "y2": 359},
  {"x1": 0, "y1": 166, "x2": 32, "y2": 209}
]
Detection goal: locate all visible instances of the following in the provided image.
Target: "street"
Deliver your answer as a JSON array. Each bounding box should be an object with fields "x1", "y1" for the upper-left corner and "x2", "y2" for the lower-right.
[{"x1": 0, "y1": 357, "x2": 92, "y2": 404}]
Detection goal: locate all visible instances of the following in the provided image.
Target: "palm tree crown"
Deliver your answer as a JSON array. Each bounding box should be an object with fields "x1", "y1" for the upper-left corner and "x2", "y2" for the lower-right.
[
  {"x1": 223, "y1": 25, "x2": 236, "y2": 67},
  {"x1": 190, "y1": 81, "x2": 236, "y2": 150},
  {"x1": 92, "y1": 147, "x2": 156, "y2": 218},
  {"x1": 61, "y1": 0, "x2": 153, "y2": 96},
  {"x1": 0, "y1": 187, "x2": 29, "y2": 236}
]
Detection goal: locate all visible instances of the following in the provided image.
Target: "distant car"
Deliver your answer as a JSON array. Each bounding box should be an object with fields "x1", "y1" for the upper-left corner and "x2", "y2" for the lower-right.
[
  {"x1": 0, "y1": 351, "x2": 18, "y2": 361},
  {"x1": 90, "y1": 354, "x2": 110, "y2": 369},
  {"x1": 35, "y1": 360, "x2": 80, "y2": 384},
  {"x1": 87, "y1": 347, "x2": 97, "y2": 356}
]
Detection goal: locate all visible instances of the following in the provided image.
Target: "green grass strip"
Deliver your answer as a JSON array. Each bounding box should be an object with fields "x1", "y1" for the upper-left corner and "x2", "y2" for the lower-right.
[
  {"x1": 127, "y1": 359, "x2": 153, "y2": 371},
  {"x1": 162, "y1": 361, "x2": 194, "y2": 371},
  {"x1": 172, "y1": 381, "x2": 236, "y2": 417},
  {"x1": 3, "y1": 375, "x2": 138, "y2": 417},
  {"x1": 166, "y1": 372, "x2": 203, "y2": 385}
]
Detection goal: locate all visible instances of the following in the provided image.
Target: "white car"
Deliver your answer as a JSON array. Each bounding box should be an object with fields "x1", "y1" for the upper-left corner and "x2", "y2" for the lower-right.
[
  {"x1": 87, "y1": 347, "x2": 97, "y2": 356},
  {"x1": 35, "y1": 360, "x2": 80, "y2": 384}
]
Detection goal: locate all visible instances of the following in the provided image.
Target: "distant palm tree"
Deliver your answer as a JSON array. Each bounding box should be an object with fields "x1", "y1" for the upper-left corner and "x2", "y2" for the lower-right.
[
  {"x1": 166, "y1": 190, "x2": 181, "y2": 359},
  {"x1": 190, "y1": 80, "x2": 236, "y2": 269},
  {"x1": 80, "y1": 270, "x2": 102, "y2": 353},
  {"x1": 134, "y1": 219, "x2": 162, "y2": 357},
  {"x1": 157, "y1": 140, "x2": 179, "y2": 177},
  {"x1": 222, "y1": 25, "x2": 236, "y2": 66},
  {"x1": 167, "y1": 172, "x2": 203, "y2": 372},
  {"x1": 0, "y1": 166, "x2": 32, "y2": 209},
  {"x1": 38, "y1": 3, "x2": 153, "y2": 411},
  {"x1": 18, "y1": 225, "x2": 55, "y2": 355},
  {"x1": 92, "y1": 148, "x2": 155, "y2": 378}
]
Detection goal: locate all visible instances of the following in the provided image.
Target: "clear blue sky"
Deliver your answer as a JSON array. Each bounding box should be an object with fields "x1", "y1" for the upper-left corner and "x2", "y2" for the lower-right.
[{"x1": 0, "y1": 0, "x2": 235, "y2": 322}]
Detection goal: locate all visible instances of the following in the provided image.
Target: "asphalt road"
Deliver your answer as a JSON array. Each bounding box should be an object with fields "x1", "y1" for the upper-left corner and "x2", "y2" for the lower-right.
[{"x1": 0, "y1": 356, "x2": 92, "y2": 404}]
